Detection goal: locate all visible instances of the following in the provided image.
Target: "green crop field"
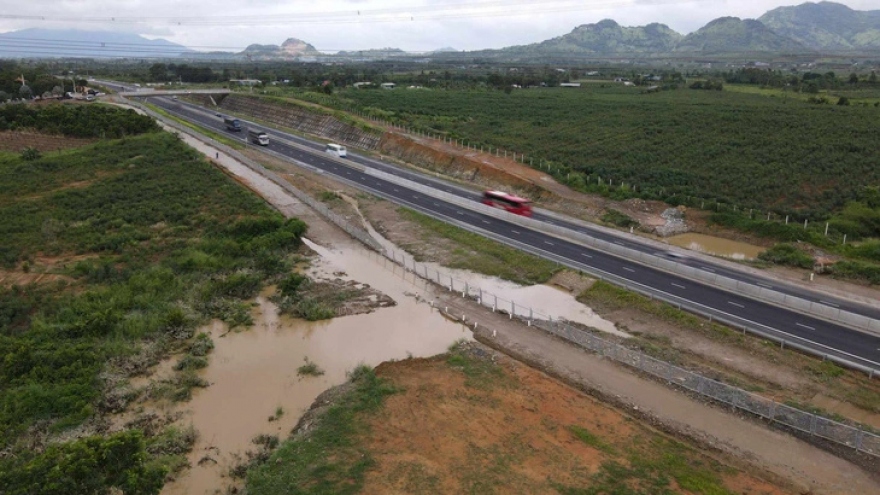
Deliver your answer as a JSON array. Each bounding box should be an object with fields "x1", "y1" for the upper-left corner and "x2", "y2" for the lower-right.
[
  {"x1": 323, "y1": 85, "x2": 880, "y2": 219},
  {"x1": 0, "y1": 104, "x2": 306, "y2": 494}
]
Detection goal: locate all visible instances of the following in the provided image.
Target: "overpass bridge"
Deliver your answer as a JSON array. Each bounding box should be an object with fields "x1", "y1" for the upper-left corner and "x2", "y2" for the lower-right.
[{"x1": 119, "y1": 89, "x2": 231, "y2": 97}]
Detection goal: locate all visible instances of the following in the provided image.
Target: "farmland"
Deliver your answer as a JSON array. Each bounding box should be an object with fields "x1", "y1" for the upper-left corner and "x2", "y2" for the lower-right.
[
  {"x1": 0, "y1": 104, "x2": 307, "y2": 494},
  {"x1": 318, "y1": 85, "x2": 880, "y2": 219}
]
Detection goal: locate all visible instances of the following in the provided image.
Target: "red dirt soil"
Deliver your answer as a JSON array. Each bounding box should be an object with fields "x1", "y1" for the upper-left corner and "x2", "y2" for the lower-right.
[{"x1": 361, "y1": 353, "x2": 793, "y2": 494}]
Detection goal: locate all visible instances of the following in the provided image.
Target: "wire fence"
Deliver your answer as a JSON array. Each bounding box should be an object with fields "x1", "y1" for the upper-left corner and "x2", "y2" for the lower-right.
[
  {"x1": 137, "y1": 96, "x2": 880, "y2": 458},
  {"x1": 378, "y1": 247, "x2": 880, "y2": 459},
  {"x1": 274, "y1": 90, "x2": 858, "y2": 243}
]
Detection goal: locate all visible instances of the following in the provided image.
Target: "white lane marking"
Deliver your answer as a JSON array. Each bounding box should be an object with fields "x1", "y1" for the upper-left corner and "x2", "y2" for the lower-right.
[
  {"x1": 581, "y1": 253, "x2": 593, "y2": 258},
  {"x1": 393, "y1": 188, "x2": 399, "y2": 192},
  {"x1": 614, "y1": 241, "x2": 625, "y2": 246},
  {"x1": 819, "y1": 300, "x2": 839, "y2": 308},
  {"x1": 757, "y1": 283, "x2": 772, "y2": 289},
  {"x1": 728, "y1": 301, "x2": 745, "y2": 308},
  {"x1": 702, "y1": 267, "x2": 715, "y2": 273},
  {"x1": 433, "y1": 202, "x2": 440, "y2": 206},
  {"x1": 544, "y1": 241, "x2": 554, "y2": 246},
  {"x1": 482, "y1": 220, "x2": 490, "y2": 224},
  {"x1": 796, "y1": 323, "x2": 816, "y2": 331},
  {"x1": 456, "y1": 211, "x2": 464, "y2": 215},
  {"x1": 672, "y1": 283, "x2": 686, "y2": 289},
  {"x1": 622, "y1": 267, "x2": 635, "y2": 273},
  {"x1": 511, "y1": 230, "x2": 521, "y2": 234}
]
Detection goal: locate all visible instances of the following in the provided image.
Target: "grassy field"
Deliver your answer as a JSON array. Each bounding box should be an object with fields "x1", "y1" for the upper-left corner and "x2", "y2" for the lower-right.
[
  {"x1": 307, "y1": 85, "x2": 880, "y2": 219},
  {"x1": 0, "y1": 107, "x2": 308, "y2": 494}
]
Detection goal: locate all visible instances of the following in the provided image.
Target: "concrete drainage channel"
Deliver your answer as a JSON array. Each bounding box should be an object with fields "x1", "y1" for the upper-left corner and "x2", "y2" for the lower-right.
[{"x1": 132, "y1": 98, "x2": 880, "y2": 377}]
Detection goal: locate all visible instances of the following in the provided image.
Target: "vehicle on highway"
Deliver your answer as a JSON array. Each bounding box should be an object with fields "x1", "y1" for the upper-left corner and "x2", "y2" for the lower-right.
[
  {"x1": 224, "y1": 117, "x2": 242, "y2": 132},
  {"x1": 325, "y1": 143, "x2": 347, "y2": 157},
  {"x1": 481, "y1": 190, "x2": 533, "y2": 217},
  {"x1": 248, "y1": 129, "x2": 269, "y2": 146}
]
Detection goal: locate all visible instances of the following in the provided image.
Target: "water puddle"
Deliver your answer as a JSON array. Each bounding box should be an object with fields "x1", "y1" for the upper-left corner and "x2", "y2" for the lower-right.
[
  {"x1": 161, "y1": 242, "x2": 470, "y2": 495},
  {"x1": 162, "y1": 198, "x2": 625, "y2": 493},
  {"x1": 339, "y1": 193, "x2": 624, "y2": 337},
  {"x1": 666, "y1": 233, "x2": 765, "y2": 260}
]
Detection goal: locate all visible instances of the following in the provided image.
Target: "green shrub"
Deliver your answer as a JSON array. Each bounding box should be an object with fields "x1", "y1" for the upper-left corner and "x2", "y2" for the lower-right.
[
  {"x1": 0, "y1": 430, "x2": 165, "y2": 495},
  {"x1": 19, "y1": 147, "x2": 41, "y2": 161},
  {"x1": 757, "y1": 244, "x2": 814, "y2": 269},
  {"x1": 601, "y1": 209, "x2": 639, "y2": 228}
]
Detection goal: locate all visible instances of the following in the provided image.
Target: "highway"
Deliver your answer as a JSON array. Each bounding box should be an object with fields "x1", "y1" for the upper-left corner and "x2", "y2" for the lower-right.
[{"x1": 139, "y1": 93, "x2": 880, "y2": 374}]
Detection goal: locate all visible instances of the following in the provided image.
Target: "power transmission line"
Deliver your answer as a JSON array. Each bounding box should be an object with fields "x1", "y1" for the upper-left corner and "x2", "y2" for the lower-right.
[{"x1": 0, "y1": 0, "x2": 698, "y2": 26}]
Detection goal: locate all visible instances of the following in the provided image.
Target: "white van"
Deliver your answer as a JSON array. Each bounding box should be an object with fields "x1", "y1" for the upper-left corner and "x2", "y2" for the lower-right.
[{"x1": 325, "y1": 143, "x2": 347, "y2": 158}]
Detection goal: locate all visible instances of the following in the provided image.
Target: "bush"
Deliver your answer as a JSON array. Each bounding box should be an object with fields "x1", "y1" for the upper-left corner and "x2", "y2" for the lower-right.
[
  {"x1": 0, "y1": 430, "x2": 166, "y2": 495},
  {"x1": 757, "y1": 243, "x2": 814, "y2": 269},
  {"x1": 19, "y1": 147, "x2": 41, "y2": 161},
  {"x1": 278, "y1": 273, "x2": 308, "y2": 295},
  {"x1": 601, "y1": 209, "x2": 639, "y2": 228}
]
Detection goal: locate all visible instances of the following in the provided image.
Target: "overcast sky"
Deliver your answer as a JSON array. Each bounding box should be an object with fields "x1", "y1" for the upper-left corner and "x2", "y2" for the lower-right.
[{"x1": 0, "y1": 0, "x2": 877, "y2": 53}]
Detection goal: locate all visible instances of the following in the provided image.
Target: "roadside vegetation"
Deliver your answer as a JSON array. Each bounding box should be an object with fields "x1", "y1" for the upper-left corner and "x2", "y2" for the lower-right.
[
  {"x1": 0, "y1": 105, "x2": 308, "y2": 494},
  {"x1": 397, "y1": 207, "x2": 561, "y2": 285}
]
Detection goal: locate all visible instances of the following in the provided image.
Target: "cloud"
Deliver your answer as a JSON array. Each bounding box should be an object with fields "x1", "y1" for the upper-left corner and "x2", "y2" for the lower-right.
[{"x1": 0, "y1": 0, "x2": 875, "y2": 52}]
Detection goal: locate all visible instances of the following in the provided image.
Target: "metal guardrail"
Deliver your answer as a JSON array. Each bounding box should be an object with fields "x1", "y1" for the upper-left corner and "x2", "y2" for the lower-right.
[
  {"x1": 135, "y1": 97, "x2": 880, "y2": 458},
  {"x1": 377, "y1": 247, "x2": 880, "y2": 459},
  {"x1": 362, "y1": 167, "x2": 880, "y2": 337},
  {"x1": 133, "y1": 97, "x2": 880, "y2": 376}
]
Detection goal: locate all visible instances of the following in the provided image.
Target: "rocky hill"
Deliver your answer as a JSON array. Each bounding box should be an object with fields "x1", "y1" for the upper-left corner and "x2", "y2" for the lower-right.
[
  {"x1": 240, "y1": 38, "x2": 320, "y2": 60},
  {"x1": 674, "y1": 17, "x2": 810, "y2": 53},
  {"x1": 759, "y1": 1, "x2": 880, "y2": 50},
  {"x1": 521, "y1": 19, "x2": 682, "y2": 55}
]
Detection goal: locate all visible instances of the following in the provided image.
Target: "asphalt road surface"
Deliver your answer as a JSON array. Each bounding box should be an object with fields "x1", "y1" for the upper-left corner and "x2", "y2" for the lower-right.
[{"x1": 144, "y1": 95, "x2": 880, "y2": 374}]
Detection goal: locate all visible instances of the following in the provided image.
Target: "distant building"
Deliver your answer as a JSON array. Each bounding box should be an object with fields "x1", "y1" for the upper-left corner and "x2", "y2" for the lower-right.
[
  {"x1": 559, "y1": 83, "x2": 581, "y2": 88},
  {"x1": 229, "y1": 79, "x2": 261, "y2": 86},
  {"x1": 380, "y1": 82, "x2": 396, "y2": 89}
]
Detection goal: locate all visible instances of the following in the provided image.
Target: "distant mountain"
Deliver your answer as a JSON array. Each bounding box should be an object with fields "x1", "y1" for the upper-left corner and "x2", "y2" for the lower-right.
[
  {"x1": 335, "y1": 47, "x2": 408, "y2": 59},
  {"x1": 0, "y1": 28, "x2": 191, "y2": 58},
  {"x1": 522, "y1": 19, "x2": 683, "y2": 55},
  {"x1": 431, "y1": 47, "x2": 458, "y2": 53},
  {"x1": 239, "y1": 38, "x2": 319, "y2": 60},
  {"x1": 675, "y1": 17, "x2": 809, "y2": 53},
  {"x1": 759, "y1": 1, "x2": 880, "y2": 50}
]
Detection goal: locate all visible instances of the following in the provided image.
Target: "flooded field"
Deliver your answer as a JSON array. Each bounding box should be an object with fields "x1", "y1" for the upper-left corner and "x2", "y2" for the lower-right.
[
  {"x1": 161, "y1": 241, "x2": 472, "y2": 494},
  {"x1": 666, "y1": 233, "x2": 765, "y2": 260},
  {"x1": 158, "y1": 218, "x2": 621, "y2": 494}
]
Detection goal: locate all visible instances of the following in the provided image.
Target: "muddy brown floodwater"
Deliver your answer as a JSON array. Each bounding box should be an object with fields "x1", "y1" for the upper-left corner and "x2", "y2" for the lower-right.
[
  {"x1": 161, "y1": 240, "x2": 473, "y2": 495},
  {"x1": 666, "y1": 232, "x2": 765, "y2": 260}
]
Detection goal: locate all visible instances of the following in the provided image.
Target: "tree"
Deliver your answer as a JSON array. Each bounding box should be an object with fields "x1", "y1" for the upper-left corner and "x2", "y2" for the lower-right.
[
  {"x1": 148, "y1": 63, "x2": 167, "y2": 82},
  {"x1": 870, "y1": 71, "x2": 877, "y2": 84},
  {"x1": 18, "y1": 84, "x2": 32, "y2": 99},
  {"x1": 848, "y1": 72, "x2": 859, "y2": 85},
  {"x1": 837, "y1": 96, "x2": 850, "y2": 106}
]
